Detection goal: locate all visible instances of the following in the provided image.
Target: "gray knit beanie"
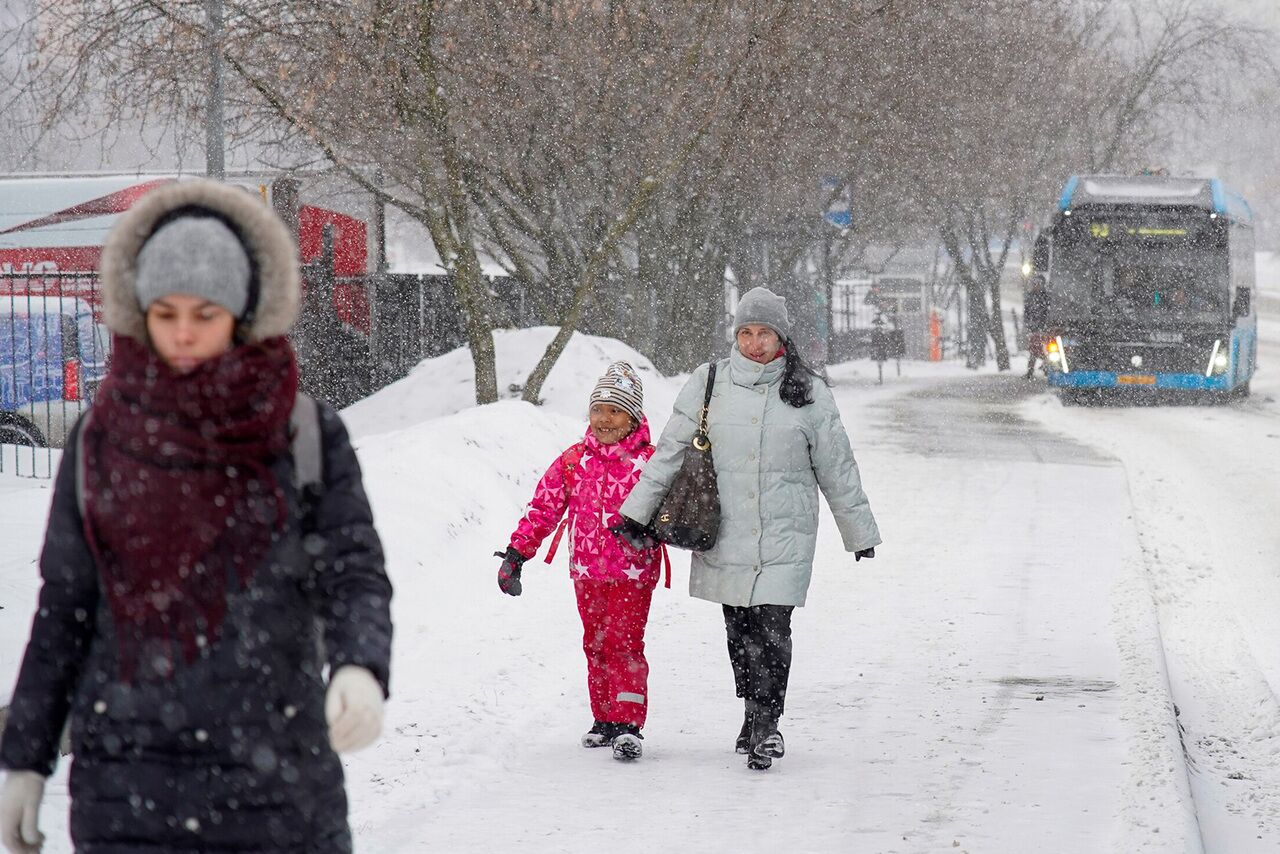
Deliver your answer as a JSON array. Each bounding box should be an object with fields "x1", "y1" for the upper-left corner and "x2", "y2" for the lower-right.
[
  {"x1": 135, "y1": 215, "x2": 252, "y2": 318},
  {"x1": 589, "y1": 361, "x2": 644, "y2": 423},
  {"x1": 734, "y1": 286, "x2": 790, "y2": 339}
]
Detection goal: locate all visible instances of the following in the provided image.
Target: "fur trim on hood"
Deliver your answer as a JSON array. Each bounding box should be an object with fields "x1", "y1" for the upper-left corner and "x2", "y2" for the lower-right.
[{"x1": 100, "y1": 179, "x2": 300, "y2": 344}]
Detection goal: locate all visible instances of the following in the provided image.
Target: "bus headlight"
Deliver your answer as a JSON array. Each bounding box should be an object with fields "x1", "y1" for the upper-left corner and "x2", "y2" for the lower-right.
[
  {"x1": 1206, "y1": 340, "x2": 1229, "y2": 376},
  {"x1": 1045, "y1": 336, "x2": 1070, "y2": 373}
]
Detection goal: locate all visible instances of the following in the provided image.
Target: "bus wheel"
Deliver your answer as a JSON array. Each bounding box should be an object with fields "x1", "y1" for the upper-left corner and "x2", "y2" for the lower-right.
[
  {"x1": 0, "y1": 417, "x2": 46, "y2": 447},
  {"x1": 1233, "y1": 381, "x2": 1252, "y2": 399}
]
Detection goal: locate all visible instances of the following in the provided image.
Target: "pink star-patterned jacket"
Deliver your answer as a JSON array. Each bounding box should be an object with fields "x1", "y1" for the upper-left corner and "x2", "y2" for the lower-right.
[{"x1": 510, "y1": 418, "x2": 663, "y2": 586}]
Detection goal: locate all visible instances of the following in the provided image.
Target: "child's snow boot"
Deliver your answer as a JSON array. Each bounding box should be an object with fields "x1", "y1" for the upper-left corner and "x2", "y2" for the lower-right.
[
  {"x1": 611, "y1": 724, "x2": 643, "y2": 761},
  {"x1": 582, "y1": 720, "x2": 616, "y2": 748}
]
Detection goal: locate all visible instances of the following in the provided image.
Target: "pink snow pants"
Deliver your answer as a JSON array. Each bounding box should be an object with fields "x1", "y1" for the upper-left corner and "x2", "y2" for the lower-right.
[{"x1": 573, "y1": 578, "x2": 654, "y2": 729}]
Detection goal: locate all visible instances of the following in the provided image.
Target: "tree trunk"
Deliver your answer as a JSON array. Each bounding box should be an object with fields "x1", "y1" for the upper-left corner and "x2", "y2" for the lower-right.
[
  {"x1": 449, "y1": 250, "x2": 500, "y2": 404},
  {"x1": 634, "y1": 210, "x2": 664, "y2": 356},
  {"x1": 986, "y1": 271, "x2": 1011, "y2": 371},
  {"x1": 965, "y1": 277, "x2": 988, "y2": 369}
]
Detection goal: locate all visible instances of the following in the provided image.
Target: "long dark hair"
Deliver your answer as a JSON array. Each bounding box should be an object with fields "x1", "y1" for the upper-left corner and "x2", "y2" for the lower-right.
[{"x1": 779, "y1": 338, "x2": 826, "y2": 408}]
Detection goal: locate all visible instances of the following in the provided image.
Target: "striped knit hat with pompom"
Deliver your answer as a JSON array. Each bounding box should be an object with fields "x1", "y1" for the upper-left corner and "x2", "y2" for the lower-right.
[{"x1": 589, "y1": 361, "x2": 644, "y2": 422}]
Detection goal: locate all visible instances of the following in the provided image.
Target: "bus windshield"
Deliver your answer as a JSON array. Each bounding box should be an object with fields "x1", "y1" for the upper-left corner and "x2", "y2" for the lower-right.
[{"x1": 1051, "y1": 213, "x2": 1228, "y2": 325}]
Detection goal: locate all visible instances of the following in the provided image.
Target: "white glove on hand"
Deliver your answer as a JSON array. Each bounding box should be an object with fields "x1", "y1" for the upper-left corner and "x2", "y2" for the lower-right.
[
  {"x1": 0, "y1": 771, "x2": 45, "y2": 854},
  {"x1": 325, "y1": 665, "x2": 385, "y2": 754}
]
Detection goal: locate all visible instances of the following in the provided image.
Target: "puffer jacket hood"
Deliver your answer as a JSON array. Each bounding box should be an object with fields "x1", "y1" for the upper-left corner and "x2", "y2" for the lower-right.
[{"x1": 100, "y1": 179, "x2": 300, "y2": 344}]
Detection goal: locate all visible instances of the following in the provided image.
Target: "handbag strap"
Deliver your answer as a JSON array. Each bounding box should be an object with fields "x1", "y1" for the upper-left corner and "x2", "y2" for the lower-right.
[{"x1": 697, "y1": 362, "x2": 717, "y2": 438}]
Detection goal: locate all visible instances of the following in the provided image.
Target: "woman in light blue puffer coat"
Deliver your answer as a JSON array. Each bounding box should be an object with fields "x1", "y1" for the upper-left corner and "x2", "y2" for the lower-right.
[{"x1": 617, "y1": 286, "x2": 881, "y2": 770}]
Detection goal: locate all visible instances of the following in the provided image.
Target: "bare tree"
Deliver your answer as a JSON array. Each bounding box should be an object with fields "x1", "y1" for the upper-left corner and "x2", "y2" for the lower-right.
[
  {"x1": 1076, "y1": 0, "x2": 1271, "y2": 174},
  {"x1": 879, "y1": 0, "x2": 1261, "y2": 370},
  {"x1": 5, "y1": 0, "x2": 1262, "y2": 392},
  {"x1": 8, "y1": 0, "x2": 782, "y2": 401}
]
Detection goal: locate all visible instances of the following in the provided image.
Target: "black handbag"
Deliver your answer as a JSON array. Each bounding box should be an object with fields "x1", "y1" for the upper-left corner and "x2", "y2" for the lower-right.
[{"x1": 651, "y1": 363, "x2": 721, "y2": 551}]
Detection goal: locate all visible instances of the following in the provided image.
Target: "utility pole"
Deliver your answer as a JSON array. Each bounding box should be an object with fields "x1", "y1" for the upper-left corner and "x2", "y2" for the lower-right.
[
  {"x1": 373, "y1": 169, "x2": 387, "y2": 274},
  {"x1": 205, "y1": 0, "x2": 225, "y2": 179}
]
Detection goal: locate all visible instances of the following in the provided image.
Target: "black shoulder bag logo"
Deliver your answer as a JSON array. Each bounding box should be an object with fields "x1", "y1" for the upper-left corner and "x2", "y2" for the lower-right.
[{"x1": 651, "y1": 363, "x2": 721, "y2": 551}]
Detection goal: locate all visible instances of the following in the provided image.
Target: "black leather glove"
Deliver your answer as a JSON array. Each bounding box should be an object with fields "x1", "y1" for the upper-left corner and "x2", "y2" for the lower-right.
[
  {"x1": 495, "y1": 547, "x2": 526, "y2": 596},
  {"x1": 610, "y1": 517, "x2": 659, "y2": 551},
  {"x1": 854, "y1": 547, "x2": 876, "y2": 562}
]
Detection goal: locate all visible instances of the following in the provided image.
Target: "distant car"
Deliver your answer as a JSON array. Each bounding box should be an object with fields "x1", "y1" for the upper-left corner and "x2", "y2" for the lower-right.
[{"x1": 0, "y1": 296, "x2": 110, "y2": 447}]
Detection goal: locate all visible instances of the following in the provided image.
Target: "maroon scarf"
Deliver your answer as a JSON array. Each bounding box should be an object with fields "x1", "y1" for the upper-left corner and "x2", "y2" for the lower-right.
[{"x1": 81, "y1": 335, "x2": 299, "y2": 680}]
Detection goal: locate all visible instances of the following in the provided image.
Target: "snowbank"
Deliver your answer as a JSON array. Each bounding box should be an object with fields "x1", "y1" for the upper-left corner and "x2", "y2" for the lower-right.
[{"x1": 342, "y1": 326, "x2": 682, "y2": 440}]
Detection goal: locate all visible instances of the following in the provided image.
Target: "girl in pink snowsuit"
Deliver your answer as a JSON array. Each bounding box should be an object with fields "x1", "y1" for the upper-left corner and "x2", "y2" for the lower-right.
[{"x1": 495, "y1": 362, "x2": 664, "y2": 761}]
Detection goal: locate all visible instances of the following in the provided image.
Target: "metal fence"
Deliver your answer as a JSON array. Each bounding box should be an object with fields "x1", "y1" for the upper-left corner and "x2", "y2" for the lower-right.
[
  {"x1": 0, "y1": 271, "x2": 105, "y2": 478},
  {"x1": 293, "y1": 264, "x2": 469, "y2": 410},
  {"x1": 830, "y1": 276, "x2": 927, "y2": 362},
  {"x1": 368, "y1": 272, "x2": 467, "y2": 383},
  {"x1": 292, "y1": 222, "x2": 471, "y2": 409}
]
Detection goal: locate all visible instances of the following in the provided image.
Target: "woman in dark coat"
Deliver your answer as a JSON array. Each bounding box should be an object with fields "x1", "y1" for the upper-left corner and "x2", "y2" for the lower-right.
[{"x1": 0, "y1": 180, "x2": 393, "y2": 853}]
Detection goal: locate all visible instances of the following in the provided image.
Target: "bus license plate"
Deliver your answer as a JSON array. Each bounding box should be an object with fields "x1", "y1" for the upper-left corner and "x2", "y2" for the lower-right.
[
  {"x1": 1149, "y1": 331, "x2": 1183, "y2": 344},
  {"x1": 1117, "y1": 375, "x2": 1156, "y2": 385}
]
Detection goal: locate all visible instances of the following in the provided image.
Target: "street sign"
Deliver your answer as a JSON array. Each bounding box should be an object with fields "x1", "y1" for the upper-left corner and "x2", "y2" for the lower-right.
[{"x1": 821, "y1": 177, "x2": 852, "y2": 230}]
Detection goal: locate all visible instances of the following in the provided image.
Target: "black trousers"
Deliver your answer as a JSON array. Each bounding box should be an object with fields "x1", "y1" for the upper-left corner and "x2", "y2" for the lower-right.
[{"x1": 723, "y1": 604, "x2": 794, "y2": 720}]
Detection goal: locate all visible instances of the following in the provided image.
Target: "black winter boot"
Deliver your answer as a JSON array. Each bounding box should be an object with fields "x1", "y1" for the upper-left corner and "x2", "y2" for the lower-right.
[
  {"x1": 735, "y1": 711, "x2": 753, "y2": 754},
  {"x1": 611, "y1": 724, "x2": 643, "y2": 761},
  {"x1": 750, "y1": 712, "x2": 785, "y2": 760},
  {"x1": 582, "y1": 720, "x2": 616, "y2": 748}
]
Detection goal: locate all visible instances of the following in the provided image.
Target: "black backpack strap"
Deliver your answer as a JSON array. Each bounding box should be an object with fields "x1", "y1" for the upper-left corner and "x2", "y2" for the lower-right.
[
  {"x1": 290, "y1": 392, "x2": 325, "y2": 531},
  {"x1": 290, "y1": 391, "x2": 323, "y2": 492},
  {"x1": 75, "y1": 411, "x2": 92, "y2": 521},
  {"x1": 289, "y1": 392, "x2": 329, "y2": 661}
]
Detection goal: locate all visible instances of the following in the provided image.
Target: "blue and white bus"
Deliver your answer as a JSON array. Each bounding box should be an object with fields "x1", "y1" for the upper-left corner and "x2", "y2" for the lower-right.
[{"x1": 1036, "y1": 174, "x2": 1257, "y2": 401}]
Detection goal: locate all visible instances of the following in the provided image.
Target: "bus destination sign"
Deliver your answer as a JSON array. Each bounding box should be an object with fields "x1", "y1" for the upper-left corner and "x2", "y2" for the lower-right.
[{"x1": 1088, "y1": 221, "x2": 1189, "y2": 240}]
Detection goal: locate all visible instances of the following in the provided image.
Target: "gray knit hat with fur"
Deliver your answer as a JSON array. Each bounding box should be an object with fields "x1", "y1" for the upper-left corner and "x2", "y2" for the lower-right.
[
  {"x1": 734, "y1": 286, "x2": 790, "y2": 338},
  {"x1": 135, "y1": 216, "x2": 252, "y2": 317},
  {"x1": 101, "y1": 179, "x2": 299, "y2": 345},
  {"x1": 589, "y1": 361, "x2": 644, "y2": 422}
]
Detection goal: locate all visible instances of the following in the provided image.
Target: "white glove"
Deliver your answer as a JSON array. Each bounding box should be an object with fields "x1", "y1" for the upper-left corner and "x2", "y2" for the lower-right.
[
  {"x1": 0, "y1": 770, "x2": 45, "y2": 854},
  {"x1": 325, "y1": 665, "x2": 385, "y2": 754}
]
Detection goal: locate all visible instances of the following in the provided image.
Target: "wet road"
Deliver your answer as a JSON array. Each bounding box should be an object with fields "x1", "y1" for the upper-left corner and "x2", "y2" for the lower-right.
[{"x1": 867, "y1": 373, "x2": 1111, "y2": 466}]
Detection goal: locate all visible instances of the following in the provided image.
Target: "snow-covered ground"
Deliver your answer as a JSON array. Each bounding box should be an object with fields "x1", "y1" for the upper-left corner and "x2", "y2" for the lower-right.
[
  {"x1": 1, "y1": 315, "x2": 1277, "y2": 852},
  {"x1": 1020, "y1": 313, "x2": 1280, "y2": 850}
]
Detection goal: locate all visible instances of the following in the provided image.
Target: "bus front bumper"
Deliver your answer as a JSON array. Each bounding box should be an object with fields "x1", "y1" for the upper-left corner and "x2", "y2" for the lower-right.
[{"x1": 1047, "y1": 371, "x2": 1231, "y2": 391}]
